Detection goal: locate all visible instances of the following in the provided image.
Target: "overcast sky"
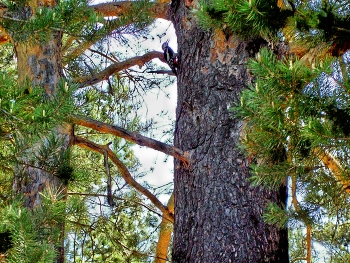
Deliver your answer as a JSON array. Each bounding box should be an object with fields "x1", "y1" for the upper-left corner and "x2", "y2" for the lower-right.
[{"x1": 131, "y1": 19, "x2": 177, "y2": 203}]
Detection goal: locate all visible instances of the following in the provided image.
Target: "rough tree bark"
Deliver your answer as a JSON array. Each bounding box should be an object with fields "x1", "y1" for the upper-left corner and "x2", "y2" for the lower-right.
[
  {"x1": 11, "y1": 1, "x2": 68, "y2": 262},
  {"x1": 171, "y1": 2, "x2": 289, "y2": 262},
  {"x1": 14, "y1": 31, "x2": 68, "y2": 204}
]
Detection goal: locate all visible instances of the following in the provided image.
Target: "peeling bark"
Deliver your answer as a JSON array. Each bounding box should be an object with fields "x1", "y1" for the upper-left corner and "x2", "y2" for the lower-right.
[{"x1": 171, "y1": 2, "x2": 289, "y2": 262}]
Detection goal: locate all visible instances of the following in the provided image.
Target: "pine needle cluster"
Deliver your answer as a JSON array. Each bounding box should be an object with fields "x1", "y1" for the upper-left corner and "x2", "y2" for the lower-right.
[
  {"x1": 1, "y1": 0, "x2": 155, "y2": 44},
  {"x1": 195, "y1": 0, "x2": 293, "y2": 39},
  {"x1": 0, "y1": 191, "x2": 66, "y2": 263},
  {"x1": 234, "y1": 48, "x2": 350, "y2": 261}
]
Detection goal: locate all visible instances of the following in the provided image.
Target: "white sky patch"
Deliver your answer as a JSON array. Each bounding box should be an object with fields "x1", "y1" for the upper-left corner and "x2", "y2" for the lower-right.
[{"x1": 129, "y1": 19, "x2": 177, "y2": 203}]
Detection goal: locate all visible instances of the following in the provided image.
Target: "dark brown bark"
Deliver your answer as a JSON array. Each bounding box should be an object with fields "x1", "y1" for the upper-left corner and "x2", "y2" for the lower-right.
[{"x1": 171, "y1": 2, "x2": 289, "y2": 263}]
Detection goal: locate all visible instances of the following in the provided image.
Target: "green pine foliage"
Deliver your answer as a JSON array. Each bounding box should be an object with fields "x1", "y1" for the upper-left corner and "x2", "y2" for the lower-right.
[
  {"x1": 196, "y1": 0, "x2": 350, "y2": 57},
  {"x1": 284, "y1": 1, "x2": 350, "y2": 56},
  {"x1": 64, "y1": 78, "x2": 163, "y2": 261},
  {"x1": 0, "y1": 191, "x2": 67, "y2": 263},
  {"x1": 0, "y1": 0, "x2": 171, "y2": 261},
  {"x1": 234, "y1": 48, "x2": 350, "y2": 261},
  {"x1": 196, "y1": 0, "x2": 350, "y2": 261},
  {"x1": 65, "y1": 191, "x2": 159, "y2": 263},
  {"x1": 1, "y1": 0, "x2": 155, "y2": 44},
  {"x1": 195, "y1": 0, "x2": 293, "y2": 38}
]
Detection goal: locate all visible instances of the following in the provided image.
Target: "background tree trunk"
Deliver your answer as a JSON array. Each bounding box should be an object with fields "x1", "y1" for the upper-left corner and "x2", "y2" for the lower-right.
[
  {"x1": 14, "y1": 32, "x2": 66, "y2": 208},
  {"x1": 13, "y1": 9, "x2": 68, "y2": 260},
  {"x1": 171, "y1": 2, "x2": 289, "y2": 262}
]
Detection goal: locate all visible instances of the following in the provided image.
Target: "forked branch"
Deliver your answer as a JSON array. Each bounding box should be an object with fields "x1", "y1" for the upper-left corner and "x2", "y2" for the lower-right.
[{"x1": 73, "y1": 136, "x2": 174, "y2": 223}]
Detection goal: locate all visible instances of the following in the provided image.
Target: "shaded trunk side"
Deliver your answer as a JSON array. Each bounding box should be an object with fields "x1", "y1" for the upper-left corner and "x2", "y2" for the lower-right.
[{"x1": 172, "y1": 3, "x2": 289, "y2": 263}]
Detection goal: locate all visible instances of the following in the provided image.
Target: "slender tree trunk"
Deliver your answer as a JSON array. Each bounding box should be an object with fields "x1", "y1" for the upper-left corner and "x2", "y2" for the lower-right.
[{"x1": 171, "y1": 2, "x2": 289, "y2": 262}]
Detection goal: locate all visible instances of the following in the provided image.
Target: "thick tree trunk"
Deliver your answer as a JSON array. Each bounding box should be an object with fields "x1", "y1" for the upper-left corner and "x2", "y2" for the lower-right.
[
  {"x1": 14, "y1": 37, "x2": 69, "y2": 263},
  {"x1": 12, "y1": 3, "x2": 68, "y2": 262},
  {"x1": 14, "y1": 38, "x2": 69, "y2": 263},
  {"x1": 172, "y1": 3, "x2": 289, "y2": 263},
  {"x1": 14, "y1": 32, "x2": 66, "y2": 208}
]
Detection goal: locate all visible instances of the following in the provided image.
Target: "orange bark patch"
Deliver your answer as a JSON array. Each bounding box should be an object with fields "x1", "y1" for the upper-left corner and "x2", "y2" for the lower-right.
[
  {"x1": 0, "y1": 34, "x2": 9, "y2": 45},
  {"x1": 210, "y1": 48, "x2": 218, "y2": 63},
  {"x1": 184, "y1": 0, "x2": 194, "y2": 8},
  {"x1": 210, "y1": 30, "x2": 241, "y2": 64}
]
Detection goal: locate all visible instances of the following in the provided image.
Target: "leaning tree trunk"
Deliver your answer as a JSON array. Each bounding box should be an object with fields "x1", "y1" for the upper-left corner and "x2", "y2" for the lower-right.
[
  {"x1": 12, "y1": 2, "x2": 69, "y2": 262},
  {"x1": 171, "y1": 2, "x2": 289, "y2": 262}
]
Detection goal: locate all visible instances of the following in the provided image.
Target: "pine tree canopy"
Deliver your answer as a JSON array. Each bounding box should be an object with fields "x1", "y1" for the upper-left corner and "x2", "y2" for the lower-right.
[{"x1": 0, "y1": 0, "x2": 350, "y2": 262}]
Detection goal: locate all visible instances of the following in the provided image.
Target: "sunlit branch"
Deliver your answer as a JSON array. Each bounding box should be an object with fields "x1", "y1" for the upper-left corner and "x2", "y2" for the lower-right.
[
  {"x1": 91, "y1": 1, "x2": 170, "y2": 20},
  {"x1": 73, "y1": 135, "x2": 174, "y2": 223},
  {"x1": 63, "y1": 40, "x2": 95, "y2": 65},
  {"x1": 71, "y1": 115, "x2": 190, "y2": 165},
  {"x1": 306, "y1": 225, "x2": 312, "y2": 263},
  {"x1": 314, "y1": 147, "x2": 350, "y2": 194},
  {"x1": 155, "y1": 192, "x2": 174, "y2": 263},
  {"x1": 291, "y1": 176, "x2": 300, "y2": 212},
  {"x1": 74, "y1": 51, "x2": 166, "y2": 87}
]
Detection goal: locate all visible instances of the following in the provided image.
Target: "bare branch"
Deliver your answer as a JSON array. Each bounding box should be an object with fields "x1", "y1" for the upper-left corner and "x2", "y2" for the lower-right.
[
  {"x1": 74, "y1": 51, "x2": 166, "y2": 87},
  {"x1": 73, "y1": 135, "x2": 174, "y2": 223},
  {"x1": 148, "y1": 69, "x2": 176, "y2": 76},
  {"x1": 71, "y1": 115, "x2": 190, "y2": 165},
  {"x1": 91, "y1": 1, "x2": 170, "y2": 20}
]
